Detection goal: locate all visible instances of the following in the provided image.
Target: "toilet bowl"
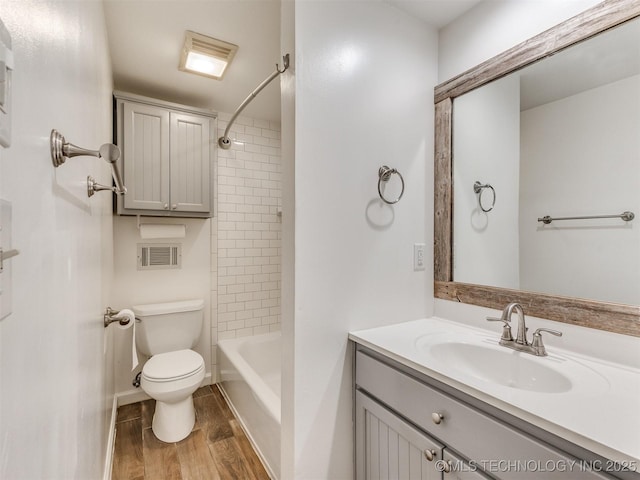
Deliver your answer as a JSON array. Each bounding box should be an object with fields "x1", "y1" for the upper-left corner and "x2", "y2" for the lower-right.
[
  {"x1": 141, "y1": 349, "x2": 205, "y2": 443},
  {"x1": 132, "y1": 299, "x2": 205, "y2": 443}
]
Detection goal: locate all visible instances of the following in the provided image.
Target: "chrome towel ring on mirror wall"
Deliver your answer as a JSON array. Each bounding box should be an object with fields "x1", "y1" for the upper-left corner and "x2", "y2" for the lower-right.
[
  {"x1": 378, "y1": 166, "x2": 405, "y2": 205},
  {"x1": 474, "y1": 181, "x2": 495, "y2": 212}
]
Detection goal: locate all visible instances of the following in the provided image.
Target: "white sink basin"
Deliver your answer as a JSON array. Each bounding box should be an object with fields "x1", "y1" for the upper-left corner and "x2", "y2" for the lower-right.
[
  {"x1": 415, "y1": 333, "x2": 609, "y2": 394},
  {"x1": 428, "y1": 342, "x2": 572, "y2": 392}
]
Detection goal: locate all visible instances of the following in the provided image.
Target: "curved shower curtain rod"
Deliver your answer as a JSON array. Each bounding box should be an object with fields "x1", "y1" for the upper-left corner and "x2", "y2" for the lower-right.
[{"x1": 218, "y1": 53, "x2": 290, "y2": 150}]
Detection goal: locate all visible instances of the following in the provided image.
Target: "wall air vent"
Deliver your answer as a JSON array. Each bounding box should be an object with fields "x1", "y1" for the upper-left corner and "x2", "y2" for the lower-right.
[
  {"x1": 178, "y1": 30, "x2": 238, "y2": 80},
  {"x1": 137, "y1": 243, "x2": 182, "y2": 270}
]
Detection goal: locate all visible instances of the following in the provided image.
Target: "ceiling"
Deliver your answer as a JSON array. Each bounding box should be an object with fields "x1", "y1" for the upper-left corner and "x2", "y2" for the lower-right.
[
  {"x1": 386, "y1": 0, "x2": 481, "y2": 28},
  {"x1": 103, "y1": 0, "x2": 482, "y2": 122},
  {"x1": 103, "y1": 0, "x2": 282, "y2": 121},
  {"x1": 520, "y1": 16, "x2": 640, "y2": 110}
]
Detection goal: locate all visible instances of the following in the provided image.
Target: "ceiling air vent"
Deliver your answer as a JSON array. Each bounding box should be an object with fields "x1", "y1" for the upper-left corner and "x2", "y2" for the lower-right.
[
  {"x1": 137, "y1": 244, "x2": 182, "y2": 270},
  {"x1": 179, "y1": 30, "x2": 238, "y2": 80}
]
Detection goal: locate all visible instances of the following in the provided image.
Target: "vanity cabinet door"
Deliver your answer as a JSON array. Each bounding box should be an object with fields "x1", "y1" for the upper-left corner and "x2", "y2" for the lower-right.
[
  {"x1": 356, "y1": 390, "x2": 444, "y2": 480},
  {"x1": 442, "y1": 450, "x2": 493, "y2": 480}
]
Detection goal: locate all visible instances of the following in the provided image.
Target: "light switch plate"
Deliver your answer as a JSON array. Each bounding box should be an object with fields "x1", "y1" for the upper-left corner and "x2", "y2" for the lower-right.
[{"x1": 413, "y1": 243, "x2": 425, "y2": 271}]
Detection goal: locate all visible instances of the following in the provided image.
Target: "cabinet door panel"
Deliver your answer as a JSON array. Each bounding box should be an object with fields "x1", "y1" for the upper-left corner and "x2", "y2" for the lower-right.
[
  {"x1": 356, "y1": 391, "x2": 444, "y2": 480},
  {"x1": 122, "y1": 102, "x2": 170, "y2": 210},
  {"x1": 443, "y1": 450, "x2": 493, "y2": 480},
  {"x1": 170, "y1": 112, "x2": 211, "y2": 213}
]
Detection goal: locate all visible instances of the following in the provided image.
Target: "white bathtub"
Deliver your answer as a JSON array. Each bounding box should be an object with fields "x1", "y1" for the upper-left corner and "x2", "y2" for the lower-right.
[{"x1": 218, "y1": 332, "x2": 281, "y2": 479}]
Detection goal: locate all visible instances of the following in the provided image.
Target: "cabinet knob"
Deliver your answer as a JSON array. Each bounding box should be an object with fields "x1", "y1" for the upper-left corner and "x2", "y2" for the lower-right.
[
  {"x1": 431, "y1": 412, "x2": 444, "y2": 425},
  {"x1": 163, "y1": 203, "x2": 169, "y2": 210},
  {"x1": 171, "y1": 204, "x2": 177, "y2": 210},
  {"x1": 423, "y1": 449, "x2": 436, "y2": 461},
  {"x1": 442, "y1": 460, "x2": 452, "y2": 473}
]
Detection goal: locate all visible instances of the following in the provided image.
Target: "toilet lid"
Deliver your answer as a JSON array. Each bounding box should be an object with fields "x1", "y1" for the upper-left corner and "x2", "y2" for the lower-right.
[{"x1": 142, "y1": 349, "x2": 204, "y2": 382}]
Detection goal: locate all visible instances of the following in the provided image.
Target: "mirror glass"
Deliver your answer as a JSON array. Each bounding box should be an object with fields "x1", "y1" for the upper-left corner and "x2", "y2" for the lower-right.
[{"x1": 452, "y1": 18, "x2": 640, "y2": 306}]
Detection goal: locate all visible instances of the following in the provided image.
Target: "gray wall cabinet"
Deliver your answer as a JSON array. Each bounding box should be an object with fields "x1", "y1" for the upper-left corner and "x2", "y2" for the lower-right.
[
  {"x1": 114, "y1": 92, "x2": 216, "y2": 218},
  {"x1": 354, "y1": 346, "x2": 622, "y2": 480}
]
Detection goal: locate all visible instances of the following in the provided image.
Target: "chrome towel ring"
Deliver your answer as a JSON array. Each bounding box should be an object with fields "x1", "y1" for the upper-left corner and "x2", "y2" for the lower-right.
[
  {"x1": 378, "y1": 166, "x2": 405, "y2": 205},
  {"x1": 474, "y1": 181, "x2": 495, "y2": 212}
]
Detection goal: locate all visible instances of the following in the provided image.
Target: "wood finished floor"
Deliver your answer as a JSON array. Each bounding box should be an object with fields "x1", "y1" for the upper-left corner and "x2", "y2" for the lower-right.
[{"x1": 112, "y1": 385, "x2": 271, "y2": 480}]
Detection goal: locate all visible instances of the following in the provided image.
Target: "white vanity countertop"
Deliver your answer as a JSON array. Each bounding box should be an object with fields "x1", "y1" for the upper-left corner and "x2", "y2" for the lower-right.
[{"x1": 349, "y1": 317, "x2": 640, "y2": 467}]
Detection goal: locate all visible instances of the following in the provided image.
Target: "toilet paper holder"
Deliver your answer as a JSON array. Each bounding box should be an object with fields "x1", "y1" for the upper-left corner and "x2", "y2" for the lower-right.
[{"x1": 104, "y1": 307, "x2": 134, "y2": 328}]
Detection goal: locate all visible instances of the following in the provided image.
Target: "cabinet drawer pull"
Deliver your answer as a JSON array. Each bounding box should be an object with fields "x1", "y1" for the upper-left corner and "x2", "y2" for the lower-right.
[
  {"x1": 423, "y1": 449, "x2": 436, "y2": 461},
  {"x1": 432, "y1": 412, "x2": 444, "y2": 424}
]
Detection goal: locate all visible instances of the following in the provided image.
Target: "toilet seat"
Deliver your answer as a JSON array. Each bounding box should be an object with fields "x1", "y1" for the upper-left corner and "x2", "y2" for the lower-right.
[{"x1": 142, "y1": 349, "x2": 204, "y2": 383}]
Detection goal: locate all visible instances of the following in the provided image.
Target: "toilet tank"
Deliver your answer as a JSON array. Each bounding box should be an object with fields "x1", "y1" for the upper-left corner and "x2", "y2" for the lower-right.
[{"x1": 132, "y1": 299, "x2": 204, "y2": 356}]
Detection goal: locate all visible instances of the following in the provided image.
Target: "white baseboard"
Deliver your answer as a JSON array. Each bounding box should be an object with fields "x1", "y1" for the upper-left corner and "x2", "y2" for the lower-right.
[
  {"x1": 116, "y1": 388, "x2": 151, "y2": 406},
  {"x1": 116, "y1": 372, "x2": 213, "y2": 406},
  {"x1": 103, "y1": 396, "x2": 118, "y2": 480}
]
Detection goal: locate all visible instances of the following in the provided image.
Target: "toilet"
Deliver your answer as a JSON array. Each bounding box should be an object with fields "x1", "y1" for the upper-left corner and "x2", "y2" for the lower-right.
[{"x1": 132, "y1": 299, "x2": 205, "y2": 443}]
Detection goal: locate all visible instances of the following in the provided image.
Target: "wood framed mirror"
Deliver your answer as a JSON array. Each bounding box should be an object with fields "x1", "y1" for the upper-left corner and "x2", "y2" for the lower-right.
[{"x1": 434, "y1": 0, "x2": 640, "y2": 337}]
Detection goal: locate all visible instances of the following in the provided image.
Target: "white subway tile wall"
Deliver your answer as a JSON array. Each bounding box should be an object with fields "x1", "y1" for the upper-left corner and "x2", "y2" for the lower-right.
[{"x1": 211, "y1": 112, "x2": 281, "y2": 376}]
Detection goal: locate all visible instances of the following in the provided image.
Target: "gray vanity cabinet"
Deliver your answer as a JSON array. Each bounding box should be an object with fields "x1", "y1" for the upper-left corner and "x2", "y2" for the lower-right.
[
  {"x1": 354, "y1": 346, "x2": 616, "y2": 480},
  {"x1": 114, "y1": 91, "x2": 215, "y2": 218},
  {"x1": 356, "y1": 390, "x2": 444, "y2": 479}
]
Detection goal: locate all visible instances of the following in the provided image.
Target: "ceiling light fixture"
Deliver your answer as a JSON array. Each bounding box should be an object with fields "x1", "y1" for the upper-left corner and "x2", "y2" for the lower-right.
[{"x1": 179, "y1": 31, "x2": 238, "y2": 80}]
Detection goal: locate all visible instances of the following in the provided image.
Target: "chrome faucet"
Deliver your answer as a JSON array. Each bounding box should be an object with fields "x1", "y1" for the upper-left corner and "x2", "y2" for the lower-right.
[{"x1": 487, "y1": 302, "x2": 562, "y2": 356}]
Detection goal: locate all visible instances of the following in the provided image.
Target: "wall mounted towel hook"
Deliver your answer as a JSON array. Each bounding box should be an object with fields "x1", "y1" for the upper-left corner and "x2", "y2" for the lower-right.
[
  {"x1": 50, "y1": 129, "x2": 127, "y2": 197},
  {"x1": 0, "y1": 248, "x2": 19, "y2": 273}
]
